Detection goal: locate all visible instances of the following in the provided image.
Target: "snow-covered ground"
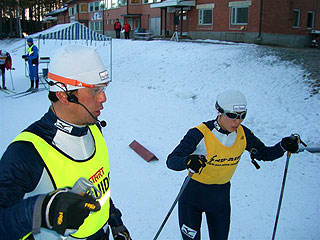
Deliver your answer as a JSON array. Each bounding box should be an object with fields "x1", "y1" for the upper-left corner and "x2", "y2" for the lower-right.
[{"x1": 0, "y1": 38, "x2": 319, "y2": 240}]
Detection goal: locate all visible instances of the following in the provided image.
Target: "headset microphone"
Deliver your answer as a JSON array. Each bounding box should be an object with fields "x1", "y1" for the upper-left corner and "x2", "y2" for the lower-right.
[
  {"x1": 48, "y1": 81, "x2": 107, "y2": 128},
  {"x1": 67, "y1": 93, "x2": 107, "y2": 128}
]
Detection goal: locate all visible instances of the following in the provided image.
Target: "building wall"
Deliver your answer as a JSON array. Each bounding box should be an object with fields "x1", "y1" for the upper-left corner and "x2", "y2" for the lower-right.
[
  {"x1": 262, "y1": 0, "x2": 319, "y2": 35},
  {"x1": 50, "y1": 0, "x2": 320, "y2": 47}
]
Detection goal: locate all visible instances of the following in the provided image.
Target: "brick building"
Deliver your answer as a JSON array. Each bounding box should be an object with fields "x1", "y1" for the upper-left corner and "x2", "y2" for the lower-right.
[{"x1": 44, "y1": 0, "x2": 320, "y2": 48}]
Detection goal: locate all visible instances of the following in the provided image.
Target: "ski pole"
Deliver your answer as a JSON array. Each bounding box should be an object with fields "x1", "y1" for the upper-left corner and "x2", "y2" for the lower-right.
[
  {"x1": 153, "y1": 174, "x2": 192, "y2": 240},
  {"x1": 271, "y1": 151, "x2": 291, "y2": 240},
  {"x1": 298, "y1": 146, "x2": 320, "y2": 153},
  {"x1": 271, "y1": 134, "x2": 306, "y2": 240},
  {"x1": 9, "y1": 68, "x2": 15, "y2": 90}
]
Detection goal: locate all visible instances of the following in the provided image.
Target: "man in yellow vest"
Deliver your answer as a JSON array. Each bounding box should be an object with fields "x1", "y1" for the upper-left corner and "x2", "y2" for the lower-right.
[
  {"x1": 0, "y1": 45, "x2": 131, "y2": 240},
  {"x1": 167, "y1": 89, "x2": 299, "y2": 240}
]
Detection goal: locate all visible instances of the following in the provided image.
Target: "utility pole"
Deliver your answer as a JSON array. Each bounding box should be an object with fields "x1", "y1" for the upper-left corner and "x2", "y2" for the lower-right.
[{"x1": 16, "y1": 0, "x2": 22, "y2": 38}]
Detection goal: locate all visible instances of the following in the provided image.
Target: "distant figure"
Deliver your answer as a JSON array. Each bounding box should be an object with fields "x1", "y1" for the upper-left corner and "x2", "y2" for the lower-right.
[
  {"x1": 22, "y1": 37, "x2": 39, "y2": 92},
  {"x1": 114, "y1": 19, "x2": 122, "y2": 39},
  {"x1": 122, "y1": 21, "x2": 131, "y2": 39},
  {"x1": 0, "y1": 49, "x2": 12, "y2": 90}
]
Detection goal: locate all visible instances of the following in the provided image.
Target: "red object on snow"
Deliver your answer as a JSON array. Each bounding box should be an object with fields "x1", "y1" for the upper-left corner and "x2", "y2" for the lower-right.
[{"x1": 129, "y1": 140, "x2": 158, "y2": 162}]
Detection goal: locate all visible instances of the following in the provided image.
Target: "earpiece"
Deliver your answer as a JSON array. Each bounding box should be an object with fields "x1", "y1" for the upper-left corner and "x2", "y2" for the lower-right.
[{"x1": 67, "y1": 93, "x2": 79, "y2": 104}]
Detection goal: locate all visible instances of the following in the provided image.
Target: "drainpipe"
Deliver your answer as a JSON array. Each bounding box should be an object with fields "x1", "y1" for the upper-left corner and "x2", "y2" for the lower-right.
[
  {"x1": 164, "y1": 8, "x2": 167, "y2": 36},
  {"x1": 160, "y1": 8, "x2": 163, "y2": 35},
  {"x1": 180, "y1": 7, "x2": 183, "y2": 37},
  {"x1": 258, "y1": 0, "x2": 263, "y2": 38},
  {"x1": 127, "y1": 0, "x2": 129, "y2": 15}
]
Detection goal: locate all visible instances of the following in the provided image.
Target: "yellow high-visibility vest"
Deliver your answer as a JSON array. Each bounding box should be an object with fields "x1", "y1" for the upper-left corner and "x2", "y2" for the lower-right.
[
  {"x1": 14, "y1": 124, "x2": 110, "y2": 239},
  {"x1": 192, "y1": 123, "x2": 247, "y2": 184}
]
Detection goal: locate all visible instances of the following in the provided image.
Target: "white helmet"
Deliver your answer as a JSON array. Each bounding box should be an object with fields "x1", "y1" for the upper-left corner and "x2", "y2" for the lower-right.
[
  {"x1": 1, "y1": 50, "x2": 7, "y2": 56},
  {"x1": 48, "y1": 45, "x2": 109, "y2": 92},
  {"x1": 215, "y1": 89, "x2": 247, "y2": 113}
]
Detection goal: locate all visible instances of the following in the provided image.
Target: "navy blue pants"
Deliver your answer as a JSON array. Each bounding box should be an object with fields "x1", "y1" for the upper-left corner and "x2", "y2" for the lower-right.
[{"x1": 178, "y1": 178, "x2": 231, "y2": 240}]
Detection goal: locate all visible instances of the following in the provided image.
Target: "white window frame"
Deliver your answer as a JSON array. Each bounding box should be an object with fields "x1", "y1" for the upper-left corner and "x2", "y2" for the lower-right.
[
  {"x1": 229, "y1": 1, "x2": 250, "y2": 25},
  {"x1": 89, "y1": 21, "x2": 103, "y2": 32},
  {"x1": 68, "y1": 5, "x2": 78, "y2": 16},
  {"x1": 292, "y1": 9, "x2": 300, "y2": 28},
  {"x1": 89, "y1": 2, "x2": 94, "y2": 12},
  {"x1": 143, "y1": 0, "x2": 152, "y2": 4},
  {"x1": 307, "y1": 11, "x2": 314, "y2": 29},
  {"x1": 230, "y1": 7, "x2": 248, "y2": 25},
  {"x1": 197, "y1": 4, "x2": 214, "y2": 26},
  {"x1": 89, "y1": 1, "x2": 104, "y2": 12},
  {"x1": 198, "y1": 9, "x2": 213, "y2": 25}
]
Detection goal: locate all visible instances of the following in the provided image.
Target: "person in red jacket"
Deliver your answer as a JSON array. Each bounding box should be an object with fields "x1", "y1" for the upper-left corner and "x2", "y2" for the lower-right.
[
  {"x1": 114, "y1": 19, "x2": 122, "y2": 39},
  {"x1": 122, "y1": 21, "x2": 131, "y2": 39},
  {"x1": 0, "y1": 49, "x2": 12, "y2": 90}
]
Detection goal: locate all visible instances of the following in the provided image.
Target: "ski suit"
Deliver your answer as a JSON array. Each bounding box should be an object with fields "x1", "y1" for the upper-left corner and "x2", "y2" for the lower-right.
[
  {"x1": 27, "y1": 44, "x2": 39, "y2": 88},
  {"x1": 167, "y1": 119, "x2": 286, "y2": 240},
  {"x1": 0, "y1": 109, "x2": 123, "y2": 240},
  {"x1": 0, "y1": 50, "x2": 11, "y2": 88}
]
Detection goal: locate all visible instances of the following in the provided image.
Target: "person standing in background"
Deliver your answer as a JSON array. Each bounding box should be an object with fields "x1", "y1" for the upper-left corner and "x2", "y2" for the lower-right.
[
  {"x1": 22, "y1": 37, "x2": 39, "y2": 92},
  {"x1": 114, "y1": 19, "x2": 122, "y2": 39},
  {"x1": 0, "y1": 49, "x2": 12, "y2": 90},
  {"x1": 122, "y1": 21, "x2": 131, "y2": 39}
]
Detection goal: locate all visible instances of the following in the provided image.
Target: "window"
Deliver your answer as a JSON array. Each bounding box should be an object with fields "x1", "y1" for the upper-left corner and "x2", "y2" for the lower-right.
[
  {"x1": 118, "y1": 0, "x2": 127, "y2": 6},
  {"x1": 307, "y1": 11, "x2": 314, "y2": 29},
  {"x1": 130, "y1": 0, "x2": 140, "y2": 5},
  {"x1": 231, "y1": 7, "x2": 248, "y2": 24},
  {"x1": 80, "y1": 3, "x2": 88, "y2": 13},
  {"x1": 89, "y1": 21, "x2": 103, "y2": 32},
  {"x1": 69, "y1": 5, "x2": 77, "y2": 16},
  {"x1": 292, "y1": 9, "x2": 300, "y2": 28},
  {"x1": 88, "y1": 1, "x2": 104, "y2": 12},
  {"x1": 143, "y1": 0, "x2": 152, "y2": 4},
  {"x1": 199, "y1": 9, "x2": 213, "y2": 25},
  {"x1": 134, "y1": 18, "x2": 141, "y2": 28}
]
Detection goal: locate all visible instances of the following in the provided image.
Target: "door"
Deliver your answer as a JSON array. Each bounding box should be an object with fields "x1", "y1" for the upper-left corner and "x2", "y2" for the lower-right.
[{"x1": 149, "y1": 17, "x2": 161, "y2": 36}]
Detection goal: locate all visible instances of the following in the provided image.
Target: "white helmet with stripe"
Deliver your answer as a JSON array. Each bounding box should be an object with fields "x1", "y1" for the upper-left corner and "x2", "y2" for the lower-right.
[
  {"x1": 48, "y1": 45, "x2": 109, "y2": 92},
  {"x1": 215, "y1": 89, "x2": 247, "y2": 113}
]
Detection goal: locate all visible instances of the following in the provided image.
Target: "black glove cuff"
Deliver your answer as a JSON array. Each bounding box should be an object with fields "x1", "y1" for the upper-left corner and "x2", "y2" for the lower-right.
[
  {"x1": 111, "y1": 225, "x2": 128, "y2": 236},
  {"x1": 108, "y1": 208, "x2": 123, "y2": 227}
]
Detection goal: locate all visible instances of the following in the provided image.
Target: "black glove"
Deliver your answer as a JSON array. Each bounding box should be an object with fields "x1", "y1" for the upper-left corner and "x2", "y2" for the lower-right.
[
  {"x1": 281, "y1": 135, "x2": 299, "y2": 153},
  {"x1": 22, "y1": 55, "x2": 29, "y2": 61},
  {"x1": 186, "y1": 154, "x2": 207, "y2": 173},
  {"x1": 42, "y1": 188, "x2": 101, "y2": 236},
  {"x1": 109, "y1": 208, "x2": 131, "y2": 240}
]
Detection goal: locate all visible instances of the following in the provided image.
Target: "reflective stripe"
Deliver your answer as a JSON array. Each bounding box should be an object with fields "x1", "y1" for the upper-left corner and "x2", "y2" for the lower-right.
[
  {"x1": 98, "y1": 188, "x2": 110, "y2": 206},
  {"x1": 48, "y1": 72, "x2": 95, "y2": 88}
]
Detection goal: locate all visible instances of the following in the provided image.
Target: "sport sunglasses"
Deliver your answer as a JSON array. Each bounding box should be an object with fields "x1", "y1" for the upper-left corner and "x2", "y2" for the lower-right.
[
  {"x1": 223, "y1": 111, "x2": 247, "y2": 120},
  {"x1": 215, "y1": 101, "x2": 247, "y2": 120}
]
